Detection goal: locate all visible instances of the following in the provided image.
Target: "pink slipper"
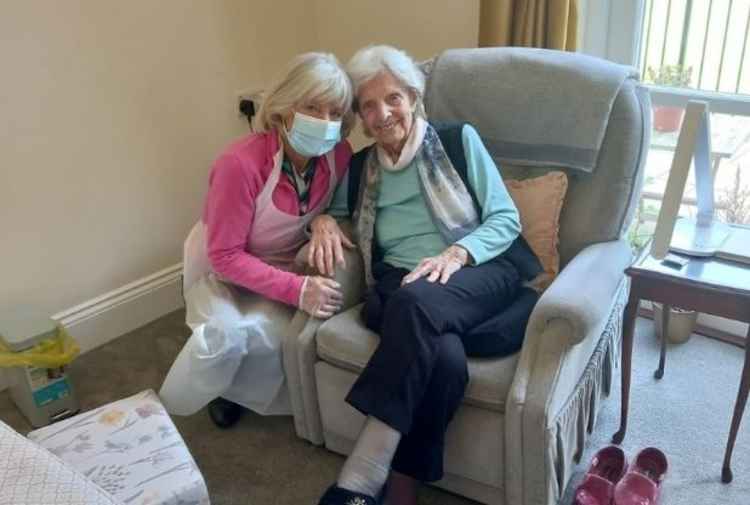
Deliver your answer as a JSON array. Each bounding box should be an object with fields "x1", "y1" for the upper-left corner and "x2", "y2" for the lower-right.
[
  {"x1": 574, "y1": 445, "x2": 628, "y2": 505},
  {"x1": 614, "y1": 447, "x2": 668, "y2": 505}
]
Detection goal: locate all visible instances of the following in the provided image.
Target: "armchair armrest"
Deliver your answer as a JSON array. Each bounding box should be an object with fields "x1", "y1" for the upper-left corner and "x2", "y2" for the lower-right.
[
  {"x1": 505, "y1": 239, "x2": 632, "y2": 505},
  {"x1": 527, "y1": 239, "x2": 633, "y2": 345},
  {"x1": 282, "y1": 309, "x2": 325, "y2": 444},
  {"x1": 284, "y1": 219, "x2": 366, "y2": 445}
]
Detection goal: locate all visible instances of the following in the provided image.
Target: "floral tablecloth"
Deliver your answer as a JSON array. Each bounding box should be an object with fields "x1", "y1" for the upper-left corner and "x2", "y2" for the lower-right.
[{"x1": 28, "y1": 389, "x2": 209, "y2": 505}]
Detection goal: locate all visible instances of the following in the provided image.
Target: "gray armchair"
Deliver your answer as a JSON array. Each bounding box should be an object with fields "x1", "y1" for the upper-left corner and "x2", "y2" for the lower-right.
[{"x1": 282, "y1": 48, "x2": 650, "y2": 505}]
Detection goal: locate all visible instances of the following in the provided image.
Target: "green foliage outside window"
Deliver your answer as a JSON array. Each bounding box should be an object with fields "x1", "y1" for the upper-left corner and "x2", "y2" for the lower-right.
[{"x1": 646, "y1": 64, "x2": 693, "y2": 88}]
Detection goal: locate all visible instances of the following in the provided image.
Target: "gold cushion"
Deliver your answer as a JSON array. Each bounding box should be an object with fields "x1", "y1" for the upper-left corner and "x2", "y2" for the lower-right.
[{"x1": 505, "y1": 171, "x2": 569, "y2": 289}]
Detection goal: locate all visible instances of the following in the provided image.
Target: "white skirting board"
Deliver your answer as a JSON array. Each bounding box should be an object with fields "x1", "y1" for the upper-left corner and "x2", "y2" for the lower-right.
[{"x1": 0, "y1": 264, "x2": 184, "y2": 392}]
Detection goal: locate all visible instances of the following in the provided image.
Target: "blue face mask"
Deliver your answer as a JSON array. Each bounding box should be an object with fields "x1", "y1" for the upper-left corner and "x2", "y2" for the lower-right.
[{"x1": 285, "y1": 112, "x2": 341, "y2": 158}]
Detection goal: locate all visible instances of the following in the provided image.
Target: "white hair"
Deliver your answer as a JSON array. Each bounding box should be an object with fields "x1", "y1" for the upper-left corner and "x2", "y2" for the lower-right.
[
  {"x1": 346, "y1": 45, "x2": 426, "y2": 116},
  {"x1": 256, "y1": 52, "x2": 355, "y2": 137}
]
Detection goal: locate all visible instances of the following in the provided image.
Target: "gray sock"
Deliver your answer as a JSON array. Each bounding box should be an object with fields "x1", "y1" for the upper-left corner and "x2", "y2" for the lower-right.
[{"x1": 337, "y1": 416, "x2": 402, "y2": 497}]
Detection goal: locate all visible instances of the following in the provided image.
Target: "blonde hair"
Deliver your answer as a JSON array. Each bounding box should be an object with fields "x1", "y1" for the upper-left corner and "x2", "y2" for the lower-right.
[
  {"x1": 347, "y1": 45, "x2": 426, "y2": 118},
  {"x1": 256, "y1": 52, "x2": 355, "y2": 137}
]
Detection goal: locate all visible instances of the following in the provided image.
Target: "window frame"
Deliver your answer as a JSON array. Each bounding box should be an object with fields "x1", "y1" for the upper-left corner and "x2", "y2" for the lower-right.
[{"x1": 581, "y1": 0, "x2": 646, "y2": 66}]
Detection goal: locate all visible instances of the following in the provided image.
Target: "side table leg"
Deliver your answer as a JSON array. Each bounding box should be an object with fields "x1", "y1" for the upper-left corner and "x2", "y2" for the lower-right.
[
  {"x1": 655, "y1": 304, "x2": 669, "y2": 379},
  {"x1": 721, "y1": 325, "x2": 750, "y2": 483},
  {"x1": 613, "y1": 291, "x2": 639, "y2": 444}
]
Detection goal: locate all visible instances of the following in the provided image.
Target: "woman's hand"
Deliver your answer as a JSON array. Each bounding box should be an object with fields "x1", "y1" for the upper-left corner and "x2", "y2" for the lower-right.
[
  {"x1": 299, "y1": 276, "x2": 344, "y2": 319},
  {"x1": 401, "y1": 245, "x2": 471, "y2": 286},
  {"x1": 309, "y1": 215, "x2": 355, "y2": 277}
]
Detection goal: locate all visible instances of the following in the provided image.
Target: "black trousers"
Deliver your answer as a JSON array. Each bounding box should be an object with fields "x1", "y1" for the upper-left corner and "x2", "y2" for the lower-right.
[{"x1": 346, "y1": 259, "x2": 532, "y2": 482}]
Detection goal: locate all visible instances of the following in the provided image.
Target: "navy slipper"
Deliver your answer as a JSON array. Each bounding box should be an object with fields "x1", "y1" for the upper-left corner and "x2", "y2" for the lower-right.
[{"x1": 318, "y1": 485, "x2": 377, "y2": 505}]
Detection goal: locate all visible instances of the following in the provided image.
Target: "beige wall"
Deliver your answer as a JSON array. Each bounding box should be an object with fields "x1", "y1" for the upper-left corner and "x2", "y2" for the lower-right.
[
  {"x1": 1, "y1": 1, "x2": 478, "y2": 318},
  {"x1": 313, "y1": 0, "x2": 480, "y2": 149},
  {"x1": 313, "y1": 1, "x2": 478, "y2": 61}
]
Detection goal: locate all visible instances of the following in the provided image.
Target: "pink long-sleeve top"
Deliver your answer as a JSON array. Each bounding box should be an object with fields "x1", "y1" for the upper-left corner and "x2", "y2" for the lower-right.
[{"x1": 202, "y1": 130, "x2": 352, "y2": 307}]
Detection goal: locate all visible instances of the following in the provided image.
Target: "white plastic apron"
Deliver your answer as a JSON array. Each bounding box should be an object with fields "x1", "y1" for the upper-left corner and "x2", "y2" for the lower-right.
[{"x1": 160, "y1": 148, "x2": 337, "y2": 416}]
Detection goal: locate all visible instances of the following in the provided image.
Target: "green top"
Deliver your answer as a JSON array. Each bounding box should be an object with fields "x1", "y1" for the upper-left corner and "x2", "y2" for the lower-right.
[
  {"x1": 329, "y1": 124, "x2": 521, "y2": 270},
  {"x1": 376, "y1": 162, "x2": 447, "y2": 269}
]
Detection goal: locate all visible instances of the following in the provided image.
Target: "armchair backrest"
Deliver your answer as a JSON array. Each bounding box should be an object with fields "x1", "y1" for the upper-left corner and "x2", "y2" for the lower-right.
[{"x1": 423, "y1": 47, "x2": 651, "y2": 266}]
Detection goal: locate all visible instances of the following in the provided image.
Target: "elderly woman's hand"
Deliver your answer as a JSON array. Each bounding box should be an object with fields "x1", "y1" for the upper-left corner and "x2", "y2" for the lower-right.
[
  {"x1": 402, "y1": 245, "x2": 471, "y2": 286},
  {"x1": 309, "y1": 215, "x2": 355, "y2": 277}
]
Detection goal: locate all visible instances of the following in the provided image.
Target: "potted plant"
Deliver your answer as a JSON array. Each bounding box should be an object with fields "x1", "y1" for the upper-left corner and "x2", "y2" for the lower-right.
[{"x1": 646, "y1": 64, "x2": 693, "y2": 132}]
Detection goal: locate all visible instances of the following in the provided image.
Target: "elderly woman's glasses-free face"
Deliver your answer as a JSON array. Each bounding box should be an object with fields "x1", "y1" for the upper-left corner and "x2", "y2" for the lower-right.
[{"x1": 356, "y1": 72, "x2": 415, "y2": 152}]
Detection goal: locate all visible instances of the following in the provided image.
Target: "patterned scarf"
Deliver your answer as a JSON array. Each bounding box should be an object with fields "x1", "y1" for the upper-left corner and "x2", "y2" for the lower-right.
[{"x1": 353, "y1": 121, "x2": 480, "y2": 287}]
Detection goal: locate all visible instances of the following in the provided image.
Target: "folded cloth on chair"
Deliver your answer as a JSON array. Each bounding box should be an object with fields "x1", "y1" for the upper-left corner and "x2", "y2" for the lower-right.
[{"x1": 424, "y1": 47, "x2": 638, "y2": 173}]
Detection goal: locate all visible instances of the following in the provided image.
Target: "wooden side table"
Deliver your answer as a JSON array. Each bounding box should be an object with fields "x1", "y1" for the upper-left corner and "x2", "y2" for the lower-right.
[{"x1": 612, "y1": 248, "x2": 750, "y2": 483}]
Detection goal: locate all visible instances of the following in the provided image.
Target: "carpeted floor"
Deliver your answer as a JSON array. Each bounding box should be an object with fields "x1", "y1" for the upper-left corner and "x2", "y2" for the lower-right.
[
  {"x1": 559, "y1": 318, "x2": 750, "y2": 505},
  {"x1": 1, "y1": 310, "x2": 748, "y2": 504}
]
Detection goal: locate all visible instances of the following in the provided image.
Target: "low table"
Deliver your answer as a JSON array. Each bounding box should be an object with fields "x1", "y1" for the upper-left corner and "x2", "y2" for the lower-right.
[{"x1": 612, "y1": 248, "x2": 750, "y2": 482}]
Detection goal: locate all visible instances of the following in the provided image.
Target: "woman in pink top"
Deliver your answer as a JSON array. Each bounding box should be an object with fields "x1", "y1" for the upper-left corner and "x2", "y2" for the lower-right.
[{"x1": 160, "y1": 53, "x2": 355, "y2": 428}]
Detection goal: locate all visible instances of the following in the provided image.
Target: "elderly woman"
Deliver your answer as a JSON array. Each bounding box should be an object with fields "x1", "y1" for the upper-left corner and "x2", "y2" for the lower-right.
[
  {"x1": 160, "y1": 53, "x2": 356, "y2": 429},
  {"x1": 312, "y1": 46, "x2": 541, "y2": 505}
]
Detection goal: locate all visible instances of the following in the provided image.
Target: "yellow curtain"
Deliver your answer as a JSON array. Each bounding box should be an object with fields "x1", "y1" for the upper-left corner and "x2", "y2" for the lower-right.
[{"x1": 479, "y1": 0, "x2": 578, "y2": 51}]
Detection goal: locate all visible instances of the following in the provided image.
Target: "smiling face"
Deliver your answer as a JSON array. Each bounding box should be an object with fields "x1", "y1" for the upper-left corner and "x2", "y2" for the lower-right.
[{"x1": 356, "y1": 71, "x2": 416, "y2": 157}]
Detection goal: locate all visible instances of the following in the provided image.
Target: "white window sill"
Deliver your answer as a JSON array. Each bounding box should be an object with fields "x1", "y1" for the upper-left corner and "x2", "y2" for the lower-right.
[{"x1": 649, "y1": 85, "x2": 750, "y2": 115}]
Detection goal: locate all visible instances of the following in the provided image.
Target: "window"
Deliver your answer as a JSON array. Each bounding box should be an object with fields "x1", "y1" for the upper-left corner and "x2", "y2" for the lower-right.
[
  {"x1": 640, "y1": 0, "x2": 750, "y2": 95},
  {"x1": 583, "y1": 0, "x2": 750, "y2": 248},
  {"x1": 583, "y1": 0, "x2": 750, "y2": 339},
  {"x1": 634, "y1": 0, "x2": 750, "y2": 253}
]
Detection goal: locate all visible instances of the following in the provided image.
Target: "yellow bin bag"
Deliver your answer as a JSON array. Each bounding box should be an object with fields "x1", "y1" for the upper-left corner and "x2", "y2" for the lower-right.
[{"x1": 0, "y1": 326, "x2": 80, "y2": 368}]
